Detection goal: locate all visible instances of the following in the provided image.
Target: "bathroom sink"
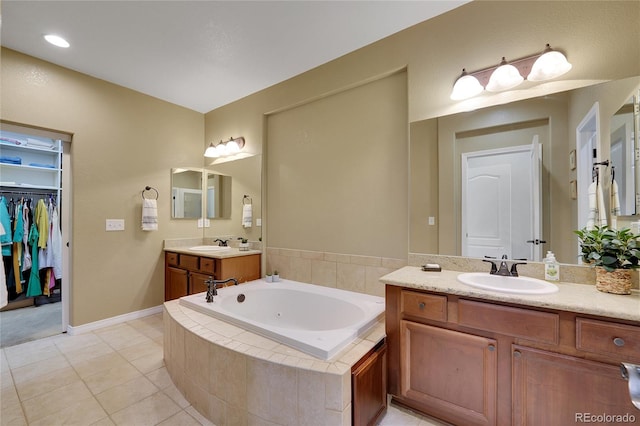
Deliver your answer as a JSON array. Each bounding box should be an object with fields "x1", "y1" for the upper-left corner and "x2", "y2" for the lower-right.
[
  {"x1": 457, "y1": 272, "x2": 559, "y2": 295},
  {"x1": 188, "y1": 245, "x2": 231, "y2": 252}
]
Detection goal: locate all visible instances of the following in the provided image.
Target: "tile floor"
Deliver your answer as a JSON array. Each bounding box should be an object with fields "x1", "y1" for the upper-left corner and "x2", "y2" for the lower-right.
[{"x1": 1, "y1": 312, "x2": 447, "y2": 426}]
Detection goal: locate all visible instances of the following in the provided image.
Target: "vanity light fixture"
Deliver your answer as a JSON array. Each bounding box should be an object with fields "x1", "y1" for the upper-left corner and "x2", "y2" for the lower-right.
[
  {"x1": 44, "y1": 34, "x2": 70, "y2": 48},
  {"x1": 450, "y1": 44, "x2": 572, "y2": 101},
  {"x1": 204, "y1": 136, "x2": 245, "y2": 158}
]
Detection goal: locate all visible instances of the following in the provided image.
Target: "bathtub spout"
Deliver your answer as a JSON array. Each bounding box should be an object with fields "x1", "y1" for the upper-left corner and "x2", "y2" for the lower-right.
[{"x1": 205, "y1": 277, "x2": 239, "y2": 303}]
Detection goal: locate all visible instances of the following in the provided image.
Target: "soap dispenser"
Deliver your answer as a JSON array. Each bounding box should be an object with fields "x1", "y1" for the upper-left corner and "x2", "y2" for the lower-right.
[{"x1": 544, "y1": 251, "x2": 560, "y2": 281}]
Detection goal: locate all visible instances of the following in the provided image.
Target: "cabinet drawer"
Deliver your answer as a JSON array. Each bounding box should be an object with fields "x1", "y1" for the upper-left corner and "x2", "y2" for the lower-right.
[
  {"x1": 179, "y1": 254, "x2": 199, "y2": 270},
  {"x1": 458, "y1": 299, "x2": 559, "y2": 344},
  {"x1": 166, "y1": 252, "x2": 178, "y2": 266},
  {"x1": 576, "y1": 317, "x2": 640, "y2": 361},
  {"x1": 200, "y1": 257, "x2": 215, "y2": 274},
  {"x1": 401, "y1": 291, "x2": 447, "y2": 322}
]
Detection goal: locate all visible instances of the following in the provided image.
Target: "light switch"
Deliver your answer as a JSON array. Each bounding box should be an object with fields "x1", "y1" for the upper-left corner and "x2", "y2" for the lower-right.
[
  {"x1": 106, "y1": 219, "x2": 125, "y2": 231},
  {"x1": 428, "y1": 216, "x2": 436, "y2": 226},
  {"x1": 256, "y1": 218, "x2": 262, "y2": 226}
]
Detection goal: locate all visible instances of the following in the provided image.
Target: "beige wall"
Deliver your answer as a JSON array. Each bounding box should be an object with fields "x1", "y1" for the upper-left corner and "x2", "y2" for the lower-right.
[{"x1": 1, "y1": 48, "x2": 204, "y2": 326}]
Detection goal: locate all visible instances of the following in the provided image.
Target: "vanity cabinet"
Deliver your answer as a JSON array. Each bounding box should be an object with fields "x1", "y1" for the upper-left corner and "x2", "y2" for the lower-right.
[
  {"x1": 164, "y1": 251, "x2": 261, "y2": 301},
  {"x1": 385, "y1": 285, "x2": 640, "y2": 426},
  {"x1": 352, "y1": 339, "x2": 388, "y2": 426}
]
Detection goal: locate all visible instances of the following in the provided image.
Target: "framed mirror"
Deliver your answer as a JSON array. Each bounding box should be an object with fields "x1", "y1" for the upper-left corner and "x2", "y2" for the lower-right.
[{"x1": 171, "y1": 168, "x2": 203, "y2": 219}]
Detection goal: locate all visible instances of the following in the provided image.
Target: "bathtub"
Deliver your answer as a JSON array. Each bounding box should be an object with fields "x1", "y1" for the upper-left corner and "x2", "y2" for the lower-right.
[{"x1": 179, "y1": 278, "x2": 385, "y2": 360}]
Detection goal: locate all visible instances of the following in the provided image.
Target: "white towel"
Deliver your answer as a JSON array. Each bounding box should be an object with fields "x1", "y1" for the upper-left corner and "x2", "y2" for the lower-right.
[
  {"x1": 610, "y1": 179, "x2": 621, "y2": 230},
  {"x1": 142, "y1": 199, "x2": 158, "y2": 231},
  {"x1": 586, "y1": 181, "x2": 607, "y2": 230},
  {"x1": 242, "y1": 204, "x2": 252, "y2": 228}
]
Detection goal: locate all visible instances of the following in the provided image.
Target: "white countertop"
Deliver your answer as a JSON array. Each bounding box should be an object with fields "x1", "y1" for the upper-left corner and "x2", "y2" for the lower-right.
[
  {"x1": 381, "y1": 266, "x2": 640, "y2": 322},
  {"x1": 164, "y1": 246, "x2": 261, "y2": 259}
]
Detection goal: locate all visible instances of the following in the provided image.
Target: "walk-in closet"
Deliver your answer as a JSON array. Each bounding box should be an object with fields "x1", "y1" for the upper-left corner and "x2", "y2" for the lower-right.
[{"x1": 1, "y1": 125, "x2": 65, "y2": 347}]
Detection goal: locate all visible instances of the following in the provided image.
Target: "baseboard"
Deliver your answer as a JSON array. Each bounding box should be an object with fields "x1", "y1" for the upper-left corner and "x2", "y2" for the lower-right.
[{"x1": 66, "y1": 305, "x2": 163, "y2": 335}]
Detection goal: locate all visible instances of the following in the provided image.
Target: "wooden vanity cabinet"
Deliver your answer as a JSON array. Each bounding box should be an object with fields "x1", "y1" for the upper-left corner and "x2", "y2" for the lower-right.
[
  {"x1": 385, "y1": 285, "x2": 640, "y2": 426},
  {"x1": 164, "y1": 251, "x2": 261, "y2": 301},
  {"x1": 352, "y1": 339, "x2": 388, "y2": 426}
]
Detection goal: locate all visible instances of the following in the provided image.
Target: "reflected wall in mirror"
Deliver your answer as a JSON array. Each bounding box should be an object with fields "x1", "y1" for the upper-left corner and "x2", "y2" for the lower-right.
[
  {"x1": 204, "y1": 155, "x2": 262, "y2": 242},
  {"x1": 609, "y1": 92, "x2": 639, "y2": 216},
  {"x1": 171, "y1": 168, "x2": 202, "y2": 219},
  {"x1": 206, "y1": 172, "x2": 232, "y2": 219},
  {"x1": 410, "y1": 76, "x2": 640, "y2": 265}
]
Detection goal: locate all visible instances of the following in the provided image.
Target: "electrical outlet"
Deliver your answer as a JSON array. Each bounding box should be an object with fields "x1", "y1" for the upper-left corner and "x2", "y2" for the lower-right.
[
  {"x1": 106, "y1": 219, "x2": 125, "y2": 231},
  {"x1": 256, "y1": 218, "x2": 262, "y2": 226}
]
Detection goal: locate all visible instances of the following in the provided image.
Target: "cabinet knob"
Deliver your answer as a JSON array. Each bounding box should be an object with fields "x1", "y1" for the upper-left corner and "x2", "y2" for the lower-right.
[
  {"x1": 488, "y1": 344, "x2": 496, "y2": 352},
  {"x1": 613, "y1": 337, "x2": 625, "y2": 347},
  {"x1": 418, "y1": 302, "x2": 425, "y2": 310},
  {"x1": 513, "y1": 350, "x2": 521, "y2": 358}
]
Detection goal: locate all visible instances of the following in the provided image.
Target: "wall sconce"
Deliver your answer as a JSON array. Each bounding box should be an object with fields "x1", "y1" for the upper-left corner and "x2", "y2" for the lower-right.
[
  {"x1": 204, "y1": 136, "x2": 245, "y2": 158},
  {"x1": 450, "y1": 44, "x2": 572, "y2": 101}
]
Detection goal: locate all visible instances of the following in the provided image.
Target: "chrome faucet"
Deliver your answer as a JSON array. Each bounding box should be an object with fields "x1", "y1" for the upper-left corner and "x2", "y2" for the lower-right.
[
  {"x1": 621, "y1": 363, "x2": 640, "y2": 410},
  {"x1": 205, "y1": 277, "x2": 239, "y2": 303},
  {"x1": 483, "y1": 255, "x2": 527, "y2": 277}
]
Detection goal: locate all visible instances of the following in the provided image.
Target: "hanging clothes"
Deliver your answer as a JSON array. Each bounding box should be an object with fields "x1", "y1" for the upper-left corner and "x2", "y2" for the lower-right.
[
  {"x1": 12, "y1": 201, "x2": 24, "y2": 293},
  {"x1": 0, "y1": 197, "x2": 12, "y2": 256},
  {"x1": 35, "y1": 198, "x2": 49, "y2": 249},
  {"x1": 50, "y1": 204, "x2": 63, "y2": 280},
  {"x1": 22, "y1": 201, "x2": 31, "y2": 272},
  {"x1": 0, "y1": 222, "x2": 7, "y2": 309},
  {"x1": 25, "y1": 223, "x2": 41, "y2": 297}
]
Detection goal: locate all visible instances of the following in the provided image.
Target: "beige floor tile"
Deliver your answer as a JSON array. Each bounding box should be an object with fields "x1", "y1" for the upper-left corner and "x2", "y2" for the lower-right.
[
  {"x1": 162, "y1": 381, "x2": 190, "y2": 409},
  {"x1": 14, "y1": 365, "x2": 80, "y2": 402},
  {"x1": 0, "y1": 401, "x2": 28, "y2": 426},
  {"x1": 95, "y1": 375, "x2": 159, "y2": 414},
  {"x1": 145, "y1": 366, "x2": 173, "y2": 390},
  {"x1": 10, "y1": 353, "x2": 70, "y2": 385},
  {"x1": 95, "y1": 324, "x2": 151, "y2": 350},
  {"x1": 117, "y1": 340, "x2": 162, "y2": 363},
  {"x1": 110, "y1": 391, "x2": 182, "y2": 426},
  {"x1": 89, "y1": 416, "x2": 116, "y2": 426},
  {"x1": 0, "y1": 349, "x2": 9, "y2": 373},
  {"x1": 64, "y1": 341, "x2": 116, "y2": 365},
  {"x1": 21, "y1": 380, "x2": 92, "y2": 423},
  {"x1": 157, "y1": 410, "x2": 202, "y2": 426},
  {"x1": 1, "y1": 370, "x2": 15, "y2": 391},
  {"x1": 130, "y1": 350, "x2": 164, "y2": 374},
  {"x1": 54, "y1": 332, "x2": 104, "y2": 354},
  {"x1": 4, "y1": 338, "x2": 61, "y2": 370},
  {"x1": 184, "y1": 406, "x2": 215, "y2": 426},
  {"x1": 29, "y1": 395, "x2": 107, "y2": 426},
  {"x1": 71, "y1": 351, "x2": 131, "y2": 379},
  {"x1": 83, "y1": 362, "x2": 142, "y2": 395}
]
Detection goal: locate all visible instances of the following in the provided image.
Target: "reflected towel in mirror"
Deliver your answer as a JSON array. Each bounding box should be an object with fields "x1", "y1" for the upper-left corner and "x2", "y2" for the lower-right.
[
  {"x1": 586, "y1": 181, "x2": 607, "y2": 230},
  {"x1": 610, "y1": 179, "x2": 621, "y2": 230}
]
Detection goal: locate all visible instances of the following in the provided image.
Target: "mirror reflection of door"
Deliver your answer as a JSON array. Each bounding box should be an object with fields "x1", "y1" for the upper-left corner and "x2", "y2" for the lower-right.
[
  {"x1": 462, "y1": 139, "x2": 542, "y2": 261},
  {"x1": 610, "y1": 97, "x2": 636, "y2": 216}
]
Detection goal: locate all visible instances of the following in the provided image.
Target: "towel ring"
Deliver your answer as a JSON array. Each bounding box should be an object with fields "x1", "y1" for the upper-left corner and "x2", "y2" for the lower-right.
[
  {"x1": 142, "y1": 186, "x2": 159, "y2": 200},
  {"x1": 243, "y1": 195, "x2": 252, "y2": 205}
]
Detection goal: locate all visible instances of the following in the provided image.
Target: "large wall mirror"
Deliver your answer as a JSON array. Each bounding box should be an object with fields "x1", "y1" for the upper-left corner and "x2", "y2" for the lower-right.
[{"x1": 410, "y1": 76, "x2": 640, "y2": 265}]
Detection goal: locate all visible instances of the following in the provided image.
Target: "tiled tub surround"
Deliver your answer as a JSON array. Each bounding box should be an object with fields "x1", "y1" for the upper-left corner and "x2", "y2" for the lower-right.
[
  {"x1": 163, "y1": 299, "x2": 385, "y2": 425},
  {"x1": 266, "y1": 247, "x2": 407, "y2": 297}
]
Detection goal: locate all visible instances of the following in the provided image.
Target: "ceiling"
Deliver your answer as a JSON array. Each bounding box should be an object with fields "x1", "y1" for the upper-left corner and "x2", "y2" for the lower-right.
[{"x1": 1, "y1": 1, "x2": 468, "y2": 113}]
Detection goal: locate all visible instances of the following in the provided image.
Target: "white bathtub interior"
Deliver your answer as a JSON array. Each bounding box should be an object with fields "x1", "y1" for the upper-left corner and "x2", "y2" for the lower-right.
[{"x1": 179, "y1": 279, "x2": 385, "y2": 360}]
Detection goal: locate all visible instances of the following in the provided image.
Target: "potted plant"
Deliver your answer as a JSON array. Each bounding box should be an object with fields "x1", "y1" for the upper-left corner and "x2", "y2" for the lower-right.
[
  {"x1": 273, "y1": 270, "x2": 280, "y2": 282},
  {"x1": 574, "y1": 226, "x2": 640, "y2": 294},
  {"x1": 265, "y1": 272, "x2": 273, "y2": 283},
  {"x1": 238, "y1": 237, "x2": 249, "y2": 251}
]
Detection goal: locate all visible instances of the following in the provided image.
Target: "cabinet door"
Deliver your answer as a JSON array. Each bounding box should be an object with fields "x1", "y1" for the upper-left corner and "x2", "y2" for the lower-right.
[
  {"x1": 165, "y1": 267, "x2": 188, "y2": 301},
  {"x1": 512, "y1": 345, "x2": 636, "y2": 426},
  {"x1": 352, "y1": 341, "x2": 387, "y2": 426},
  {"x1": 400, "y1": 320, "x2": 497, "y2": 426},
  {"x1": 190, "y1": 272, "x2": 213, "y2": 295},
  {"x1": 216, "y1": 254, "x2": 261, "y2": 282}
]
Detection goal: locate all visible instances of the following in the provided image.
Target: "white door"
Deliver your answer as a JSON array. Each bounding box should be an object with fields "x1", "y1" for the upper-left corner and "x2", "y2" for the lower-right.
[{"x1": 462, "y1": 143, "x2": 542, "y2": 261}]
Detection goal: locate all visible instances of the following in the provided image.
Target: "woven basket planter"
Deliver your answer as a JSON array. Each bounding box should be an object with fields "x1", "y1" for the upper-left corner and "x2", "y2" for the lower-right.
[{"x1": 595, "y1": 267, "x2": 632, "y2": 295}]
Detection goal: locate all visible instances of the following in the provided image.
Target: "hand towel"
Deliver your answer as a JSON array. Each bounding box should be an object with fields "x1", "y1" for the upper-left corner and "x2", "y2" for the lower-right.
[
  {"x1": 586, "y1": 180, "x2": 608, "y2": 230},
  {"x1": 242, "y1": 203, "x2": 252, "y2": 228},
  {"x1": 142, "y1": 199, "x2": 158, "y2": 231},
  {"x1": 610, "y1": 179, "x2": 621, "y2": 230},
  {"x1": 596, "y1": 181, "x2": 607, "y2": 228}
]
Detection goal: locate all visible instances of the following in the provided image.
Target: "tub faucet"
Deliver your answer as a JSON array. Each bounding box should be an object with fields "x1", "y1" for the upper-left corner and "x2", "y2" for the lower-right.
[
  {"x1": 621, "y1": 362, "x2": 640, "y2": 410},
  {"x1": 205, "y1": 277, "x2": 239, "y2": 303}
]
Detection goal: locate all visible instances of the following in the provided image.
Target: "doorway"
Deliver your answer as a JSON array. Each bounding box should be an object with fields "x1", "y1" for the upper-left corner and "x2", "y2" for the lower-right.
[{"x1": 461, "y1": 140, "x2": 543, "y2": 261}]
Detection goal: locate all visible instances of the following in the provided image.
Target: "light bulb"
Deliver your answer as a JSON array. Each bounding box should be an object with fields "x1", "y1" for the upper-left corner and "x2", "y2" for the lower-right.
[
  {"x1": 486, "y1": 58, "x2": 523, "y2": 92},
  {"x1": 450, "y1": 70, "x2": 484, "y2": 101},
  {"x1": 528, "y1": 49, "x2": 572, "y2": 81}
]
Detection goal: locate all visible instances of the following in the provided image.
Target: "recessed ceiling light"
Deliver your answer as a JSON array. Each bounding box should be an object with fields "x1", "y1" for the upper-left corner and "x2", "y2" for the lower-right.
[{"x1": 44, "y1": 34, "x2": 70, "y2": 48}]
